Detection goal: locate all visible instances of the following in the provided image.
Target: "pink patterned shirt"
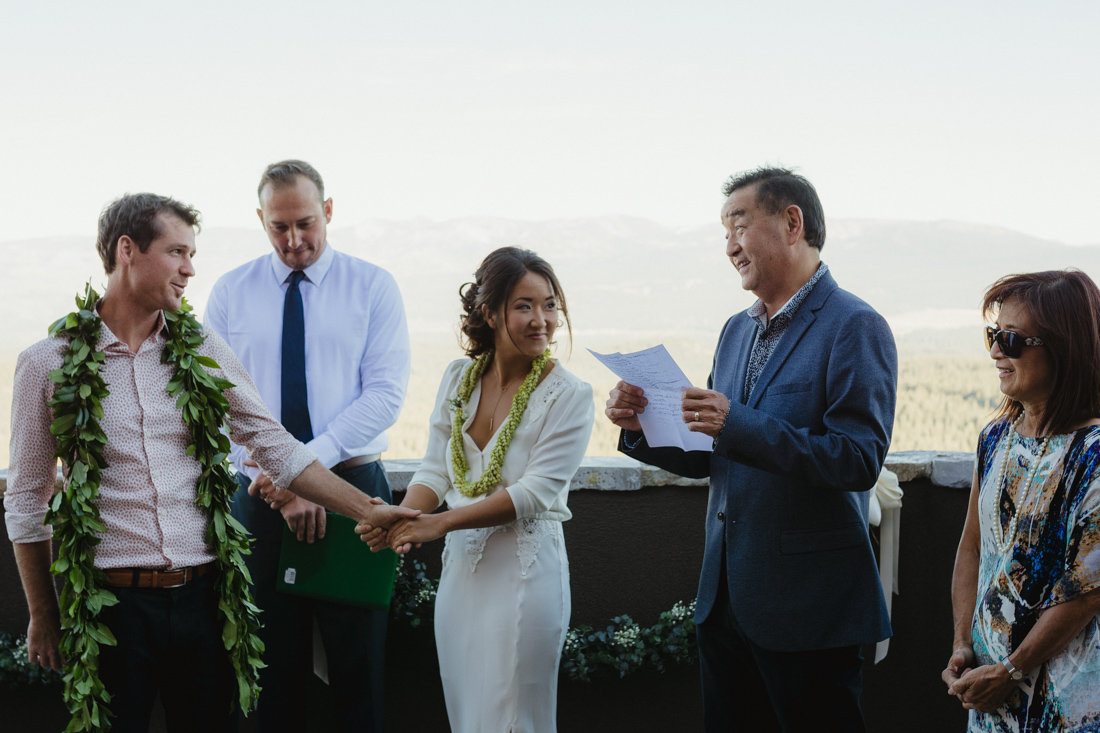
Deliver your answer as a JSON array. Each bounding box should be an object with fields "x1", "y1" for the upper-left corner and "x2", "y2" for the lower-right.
[{"x1": 4, "y1": 312, "x2": 316, "y2": 570}]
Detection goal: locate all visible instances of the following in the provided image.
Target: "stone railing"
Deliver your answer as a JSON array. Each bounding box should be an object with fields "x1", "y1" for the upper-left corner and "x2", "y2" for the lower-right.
[{"x1": 0, "y1": 450, "x2": 975, "y2": 497}]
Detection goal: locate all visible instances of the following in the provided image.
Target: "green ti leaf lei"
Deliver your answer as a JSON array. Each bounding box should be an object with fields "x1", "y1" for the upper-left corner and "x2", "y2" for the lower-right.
[
  {"x1": 45, "y1": 283, "x2": 264, "y2": 732},
  {"x1": 448, "y1": 349, "x2": 549, "y2": 498}
]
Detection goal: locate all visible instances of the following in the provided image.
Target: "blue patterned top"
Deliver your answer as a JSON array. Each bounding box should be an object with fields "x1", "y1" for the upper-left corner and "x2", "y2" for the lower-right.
[{"x1": 969, "y1": 418, "x2": 1100, "y2": 733}]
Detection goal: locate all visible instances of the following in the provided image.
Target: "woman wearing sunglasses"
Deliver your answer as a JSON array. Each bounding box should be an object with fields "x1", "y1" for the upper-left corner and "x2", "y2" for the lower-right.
[{"x1": 942, "y1": 269, "x2": 1100, "y2": 732}]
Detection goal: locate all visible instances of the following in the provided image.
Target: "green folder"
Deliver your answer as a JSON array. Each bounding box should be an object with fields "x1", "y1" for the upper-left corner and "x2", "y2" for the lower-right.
[{"x1": 275, "y1": 512, "x2": 398, "y2": 610}]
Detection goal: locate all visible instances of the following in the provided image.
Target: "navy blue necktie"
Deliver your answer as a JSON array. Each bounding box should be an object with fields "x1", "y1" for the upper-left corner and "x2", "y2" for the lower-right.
[{"x1": 281, "y1": 270, "x2": 313, "y2": 442}]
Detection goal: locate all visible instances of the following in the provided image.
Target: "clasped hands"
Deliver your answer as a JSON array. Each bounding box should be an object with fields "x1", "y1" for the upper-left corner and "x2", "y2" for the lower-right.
[
  {"x1": 941, "y1": 645, "x2": 1017, "y2": 713},
  {"x1": 355, "y1": 512, "x2": 446, "y2": 555},
  {"x1": 247, "y1": 460, "x2": 421, "y2": 545},
  {"x1": 604, "y1": 380, "x2": 729, "y2": 438}
]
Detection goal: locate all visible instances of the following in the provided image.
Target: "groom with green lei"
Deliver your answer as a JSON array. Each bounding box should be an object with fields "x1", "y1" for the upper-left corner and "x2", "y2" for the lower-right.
[{"x1": 4, "y1": 193, "x2": 418, "y2": 733}]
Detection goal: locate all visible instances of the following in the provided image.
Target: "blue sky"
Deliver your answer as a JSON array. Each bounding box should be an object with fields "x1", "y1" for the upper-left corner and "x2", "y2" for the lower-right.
[{"x1": 2, "y1": 0, "x2": 1097, "y2": 243}]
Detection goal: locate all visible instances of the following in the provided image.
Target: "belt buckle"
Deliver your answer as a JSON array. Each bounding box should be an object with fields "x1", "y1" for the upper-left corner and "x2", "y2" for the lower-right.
[{"x1": 160, "y1": 568, "x2": 190, "y2": 589}]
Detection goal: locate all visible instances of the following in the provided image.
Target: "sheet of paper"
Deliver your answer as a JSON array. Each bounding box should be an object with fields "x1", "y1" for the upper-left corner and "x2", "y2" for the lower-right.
[{"x1": 589, "y1": 345, "x2": 714, "y2": 452}]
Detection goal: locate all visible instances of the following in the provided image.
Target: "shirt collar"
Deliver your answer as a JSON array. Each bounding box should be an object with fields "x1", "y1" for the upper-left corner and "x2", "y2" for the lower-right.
[
  {"x1": 93, "y1": 303, "x2": 168, "y2": 355},
  {"x1": 748, "y1": 262, "x2": 829, "y2": 330},
  {"x1": 268, "y1": 240, "x2": 336, "y2": 288}
]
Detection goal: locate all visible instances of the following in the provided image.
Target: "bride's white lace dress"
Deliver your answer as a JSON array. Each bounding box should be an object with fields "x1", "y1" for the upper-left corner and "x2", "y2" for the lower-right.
[{"x1": 410, "y1": 359, "x2": 594, "y2": 732}]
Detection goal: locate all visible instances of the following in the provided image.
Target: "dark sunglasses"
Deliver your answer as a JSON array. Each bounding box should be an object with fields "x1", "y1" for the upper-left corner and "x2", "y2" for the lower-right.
[{"x1": 984, "y1": 326, "x2": 1044, "y2": 358}]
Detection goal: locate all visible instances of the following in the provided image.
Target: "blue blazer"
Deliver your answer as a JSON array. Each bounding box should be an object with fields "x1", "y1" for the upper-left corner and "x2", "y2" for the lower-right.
[{"x1": 622, "y1": 271, "x2": 896, "y2": 652}]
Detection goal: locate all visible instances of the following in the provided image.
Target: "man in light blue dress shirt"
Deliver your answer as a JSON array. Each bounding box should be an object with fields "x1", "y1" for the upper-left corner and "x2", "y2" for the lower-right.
[{"x1": 205, "y1": 160, "x2": 411, "y2": 732}]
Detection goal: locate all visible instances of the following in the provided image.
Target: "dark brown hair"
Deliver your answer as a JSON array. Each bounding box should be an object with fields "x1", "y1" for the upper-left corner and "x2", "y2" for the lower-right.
[
  {"x1": 459, "y1": 247, "x2": 571, "y2": 358},
  {"x1": 96, "y1": 193, "x2": 201, "y2": 274},
  {"x1": 257, "y1": 159, "x2": 325, "y2": 202},
  {"x1": 983, "y1": 269, "x2": 1100, "y2": 436}
]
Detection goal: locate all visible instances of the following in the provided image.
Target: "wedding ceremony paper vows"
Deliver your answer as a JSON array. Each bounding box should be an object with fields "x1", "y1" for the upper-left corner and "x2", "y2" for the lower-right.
[{"x1": 588, "y1": 345, "x2": 714, "y2": 452}]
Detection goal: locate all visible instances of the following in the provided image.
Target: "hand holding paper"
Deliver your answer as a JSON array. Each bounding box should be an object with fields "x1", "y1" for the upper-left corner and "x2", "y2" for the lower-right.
[
  {"x1": 605, "y1": 380, "x2": 647, "y2": 432},
  {"x1": 591, "y1": 345, "x2": 713, "y2": 452},
  {"x1": 681, "y1": 387, "x2": 730, "y2": 439}
]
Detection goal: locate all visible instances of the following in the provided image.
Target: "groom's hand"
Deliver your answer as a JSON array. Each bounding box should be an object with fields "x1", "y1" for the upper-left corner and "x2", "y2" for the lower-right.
[{"x1": 366, "y1": 503, "x2": 421, "y2": 531}]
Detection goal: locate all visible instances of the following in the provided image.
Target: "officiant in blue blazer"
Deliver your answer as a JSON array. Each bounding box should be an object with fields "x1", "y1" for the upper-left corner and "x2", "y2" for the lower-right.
[{"x1": 605, "y1": 167, "x2": 897, "y2": 732}]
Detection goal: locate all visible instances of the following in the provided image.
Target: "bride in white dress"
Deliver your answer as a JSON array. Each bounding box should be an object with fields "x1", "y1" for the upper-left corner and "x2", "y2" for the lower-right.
[{"x1": 360, "y1": 247, "x2": 594, "y2": 732}]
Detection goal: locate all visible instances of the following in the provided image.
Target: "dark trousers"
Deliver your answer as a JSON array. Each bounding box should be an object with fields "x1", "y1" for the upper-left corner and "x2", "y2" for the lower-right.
[
  {"x1": 98, "y1": 570, "x2": 237, "y2": 733},
  {"x1": 697, "y1": 569, "x2": 866, "y2": 733},
  {"x1": 233, "y1": 461, "x2": 391, "y2": 733}
]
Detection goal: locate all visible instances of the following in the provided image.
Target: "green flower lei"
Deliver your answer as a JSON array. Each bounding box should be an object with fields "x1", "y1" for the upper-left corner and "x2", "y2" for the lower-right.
[
  {"x1": 45, "y1": 284, "x2": 264, "y2": 732},
  {"x1": 448, "y1": 349, "x2": 550, "y2": 497}
]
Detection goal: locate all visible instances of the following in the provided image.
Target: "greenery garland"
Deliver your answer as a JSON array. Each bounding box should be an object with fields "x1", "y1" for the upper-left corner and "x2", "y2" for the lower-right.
[
  {"x1": 388, "y1": 556, "x2": 697, "y2": 681},
  {"x1": 45, "y1": 284, "x2": 263, "y2": 732},
  {"x1": 448, "y1": 349, "x2": 550, "y2": 497}
]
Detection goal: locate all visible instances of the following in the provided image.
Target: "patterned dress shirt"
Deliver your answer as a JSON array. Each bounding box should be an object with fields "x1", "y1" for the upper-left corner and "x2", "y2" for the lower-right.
[
  {"x1": 742, "y1": 263, "x2": 829, "y2": 404},
  {"x1": 4, "y1": 311, "x2": 316, "y2": 570}
]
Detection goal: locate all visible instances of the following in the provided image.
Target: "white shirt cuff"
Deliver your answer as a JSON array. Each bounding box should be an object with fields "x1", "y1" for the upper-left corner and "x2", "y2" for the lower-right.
[{"x1": 5, "y1": 510, "x2": 52, "y2": 543}]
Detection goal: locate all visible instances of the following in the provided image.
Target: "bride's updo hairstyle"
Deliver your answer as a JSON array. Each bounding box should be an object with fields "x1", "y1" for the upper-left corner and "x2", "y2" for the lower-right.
[{"x1": 459, "y1": 246, "x2": 571, "y2": 359}]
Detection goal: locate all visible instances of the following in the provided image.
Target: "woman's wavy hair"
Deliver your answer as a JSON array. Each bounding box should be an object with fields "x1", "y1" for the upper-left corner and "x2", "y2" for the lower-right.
[
  {"x1": 983, "y1": 269, "x2": 1100, "y2": 436},
  {"x1": 458, "y1": 247, "x2": 571, "y2": 359}
]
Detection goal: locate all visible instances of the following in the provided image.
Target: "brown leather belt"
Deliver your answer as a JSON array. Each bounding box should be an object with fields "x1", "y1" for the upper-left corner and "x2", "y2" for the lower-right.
[
  {"x1": 101, "y1": 561, "x2": 215, "y2": 589},
  {"x1": 333, "y1": 454, "x2": 380, "y2": 472}
]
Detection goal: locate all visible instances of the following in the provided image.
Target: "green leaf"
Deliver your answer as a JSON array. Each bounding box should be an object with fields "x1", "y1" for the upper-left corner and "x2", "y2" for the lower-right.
[
  {"x1": 50, "y1": 413, "x2": 78, "y2": 435},
  {"x1": 222, "y1": 618, "x2": 239, "y2": 648},
  {"x1": 49, "y1": 315, "x2": 70, "y2": 336},
  {"x1": 79, "y1": 384, "x2": 92, "y2": 399},
  {"x1": 194, "y1": 354, "x2": 221, "y2": 369},
  {"x1": 88, "y1": 623, "x2": 117, "y2": 646}
]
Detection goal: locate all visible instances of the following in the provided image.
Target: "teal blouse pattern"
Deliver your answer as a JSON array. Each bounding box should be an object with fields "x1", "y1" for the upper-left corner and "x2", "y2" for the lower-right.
[{"x1": 970, "y1": 419, "x2": 1100, "y2": 733}]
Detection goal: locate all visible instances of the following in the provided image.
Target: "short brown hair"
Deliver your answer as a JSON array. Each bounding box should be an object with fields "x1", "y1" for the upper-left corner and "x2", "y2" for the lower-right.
[
  {"x1": 458, "y1": 247, "x2": 571, "y2": 358},
  {"x1": 96, "y1": 193, "x2": 201, "y2": 274},
  {"x1": 257, "y1": 160, "x2": 325, "y2": 202},
  {"x1": 983, "y1": 269, "x2": 1100, "y2": 436}
]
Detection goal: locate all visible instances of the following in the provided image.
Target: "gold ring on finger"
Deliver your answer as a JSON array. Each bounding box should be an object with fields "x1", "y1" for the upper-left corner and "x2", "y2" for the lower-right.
[{"x1": 694, "y1": 411, "x2": 700, "y2": 422}]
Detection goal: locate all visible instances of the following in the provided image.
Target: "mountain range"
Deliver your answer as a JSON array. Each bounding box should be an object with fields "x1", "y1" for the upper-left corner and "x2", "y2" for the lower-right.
[{"x1": 2, "y1": 217, "x2": 1095, "y2": 356}]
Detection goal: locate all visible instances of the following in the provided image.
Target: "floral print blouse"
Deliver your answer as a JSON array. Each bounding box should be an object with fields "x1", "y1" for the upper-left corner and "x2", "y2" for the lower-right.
[{"x1": 970, "y1": 418, "x2": 1100, "y2": 733}]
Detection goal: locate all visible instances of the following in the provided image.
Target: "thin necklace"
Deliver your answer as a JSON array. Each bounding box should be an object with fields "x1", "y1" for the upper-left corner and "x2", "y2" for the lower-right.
[
  {"x1": 991, "y1": 413, "x2": 1050, "y2": 554},
  {"x1": 488, "y1": 364, "x2": 518, "y2": 432}
]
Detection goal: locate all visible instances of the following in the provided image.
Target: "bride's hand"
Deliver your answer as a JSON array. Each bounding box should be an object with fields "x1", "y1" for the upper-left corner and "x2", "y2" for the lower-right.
[{"x1": 389, "y1": 514, "x2": 446, "y2": 554}]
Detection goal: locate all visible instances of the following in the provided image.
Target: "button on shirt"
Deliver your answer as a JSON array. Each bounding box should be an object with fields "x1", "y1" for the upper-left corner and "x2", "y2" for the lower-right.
[
  {"x1": 204, "y1": 243, "x2": 410, "y2": 479},
  {"x1": 4, "y1": 313, "x2": 317, "y2": 569}
]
